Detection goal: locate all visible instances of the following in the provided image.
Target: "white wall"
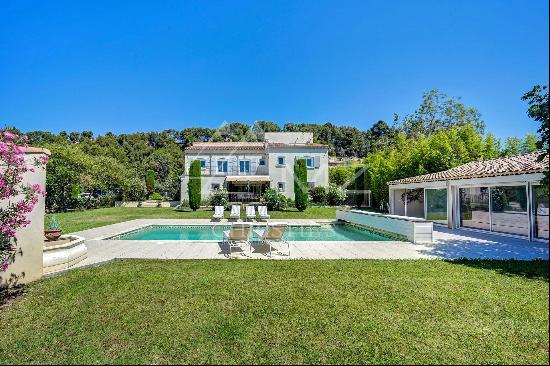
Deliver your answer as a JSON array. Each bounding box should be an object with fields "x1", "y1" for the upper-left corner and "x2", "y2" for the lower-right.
[
  {"x1": 1, "y1": 148, "x2": 49, "y2": 287},
  {"x1": 264, "y1": 132, "x2": 313, "y2": 144},
  {"x1": 267, "y1": 147, "x2": 329, "y2": 199}
]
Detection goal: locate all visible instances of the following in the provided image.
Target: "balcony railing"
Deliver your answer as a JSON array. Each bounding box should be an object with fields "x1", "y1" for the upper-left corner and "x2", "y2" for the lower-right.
[{"x1": 195, "y1": 162, "x2": 268, "y2": 176}]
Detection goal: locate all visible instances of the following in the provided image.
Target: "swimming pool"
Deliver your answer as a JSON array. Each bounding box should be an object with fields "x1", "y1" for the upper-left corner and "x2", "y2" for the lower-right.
[{"x1": 112, "y1": 224, "x2": 393, "y2": 241}]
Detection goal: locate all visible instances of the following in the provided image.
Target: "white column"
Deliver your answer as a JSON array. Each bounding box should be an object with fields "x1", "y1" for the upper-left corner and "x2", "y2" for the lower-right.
[
  {"x1": 404, "y1": 188, "x2": 408, "y2": 217},
  {"x1": 446, "y1": 181, "x2": 454, "y2": 229},
  {"x1": 388, "y1": 187, "x2": 394, "y2": 214}
]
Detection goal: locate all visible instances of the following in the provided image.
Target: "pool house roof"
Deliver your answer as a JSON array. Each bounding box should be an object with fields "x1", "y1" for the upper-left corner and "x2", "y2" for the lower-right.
[{"x1": 387, "y1": 151, "x2": 549, "y2": 186}]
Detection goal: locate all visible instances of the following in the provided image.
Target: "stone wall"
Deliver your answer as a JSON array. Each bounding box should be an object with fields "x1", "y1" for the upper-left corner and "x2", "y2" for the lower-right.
[{"x1": 1, "y1": 148, "x2": 50, "y2": 287}]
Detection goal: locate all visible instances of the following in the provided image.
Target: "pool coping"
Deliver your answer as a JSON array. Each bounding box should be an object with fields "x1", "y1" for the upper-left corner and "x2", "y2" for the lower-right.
[
  {"x1": 104, "y1": 221, "x2": 399, "y2": 242},
  {"x1": 61, "y1": 219, "x2": 547, "y2": 270}
]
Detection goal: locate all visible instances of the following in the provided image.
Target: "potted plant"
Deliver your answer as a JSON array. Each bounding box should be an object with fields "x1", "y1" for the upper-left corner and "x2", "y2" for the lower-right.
[{"x1": 44, "y1": 215, "x2": 63, "y2": 241}]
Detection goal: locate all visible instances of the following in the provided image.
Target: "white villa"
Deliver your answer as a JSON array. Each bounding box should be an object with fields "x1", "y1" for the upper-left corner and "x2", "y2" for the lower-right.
[
  {"x1": 180, "y1": 132, "x2": 329, "y2": 203},
  {"x1": 387, "y1": 152, "x2": 549, "y2": 241}
]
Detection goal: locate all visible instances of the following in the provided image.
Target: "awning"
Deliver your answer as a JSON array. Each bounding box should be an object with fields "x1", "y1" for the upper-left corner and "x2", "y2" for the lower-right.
[{"x1": 225, "y1": 175, "x2": 271, "y2": 183}]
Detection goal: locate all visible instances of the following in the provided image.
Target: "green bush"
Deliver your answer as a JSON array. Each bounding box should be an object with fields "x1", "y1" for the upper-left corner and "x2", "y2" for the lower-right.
[
  {"x1": 329, "y1": 165, "x2": 354, "y2": 186},
  {"x1": 327, "y1": 183, "x2": 347, "y2": 206},
  {"x1": 188, "y1": 160, "x2": 201, "y2": 211},
  {"x1": 150, "y1": 192, "x2": 163, "y2": 200},
  {"x1": 123, "y1": 177, "x2": 147, "y2": 201},
  {"x1": 294, "y1": 159, "x2": 308, "y2": 211},
  {"x1": 309, "y1": 186, "x2": 327, "y2": 205},
  {"x1": 263, "y1": 188, "x2": 288, "y2": 211},
  {"x1": 209, "y1": 189, "x2": 229, "y2": 208}
]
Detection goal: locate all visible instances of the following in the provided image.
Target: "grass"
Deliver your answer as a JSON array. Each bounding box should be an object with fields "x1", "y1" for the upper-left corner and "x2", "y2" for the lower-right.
[
  {"x1": 1, "y1": 259, "x2": 548, "y2": 364},
  {"x1": 46, "y1": 207, "x2": 339, "y2": 233}
]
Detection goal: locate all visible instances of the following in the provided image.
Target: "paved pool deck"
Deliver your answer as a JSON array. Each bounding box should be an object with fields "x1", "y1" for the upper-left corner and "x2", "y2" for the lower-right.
[{"x1": 64, "y1": 219, "x2": 549, "y2": 270}]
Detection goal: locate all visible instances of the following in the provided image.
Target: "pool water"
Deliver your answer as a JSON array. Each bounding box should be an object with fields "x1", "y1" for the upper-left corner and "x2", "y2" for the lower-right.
[{"x1": 113, "y1": 224, "x2": 392, "y2": 241}]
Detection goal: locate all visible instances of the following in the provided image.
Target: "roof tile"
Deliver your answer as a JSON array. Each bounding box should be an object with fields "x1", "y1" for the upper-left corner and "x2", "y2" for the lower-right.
[{"x1": 387, "y1": 151, "x2": 549, "y2": 185}]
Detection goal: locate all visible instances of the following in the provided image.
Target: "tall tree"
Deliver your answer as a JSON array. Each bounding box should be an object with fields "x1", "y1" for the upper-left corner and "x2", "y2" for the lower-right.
[
  {"x1": 293, "y1": 159, "x2": 308, "y2": 212},
  {"x1": 397, "y1": 89, "x2": 485, "y2": 138},
  {"x1": 145, "y1": 169, "x2": 156, "y2": 198},
  {"x1": 503, "y1": 137, "x2": 522, "y2": 156},
  {"x1": 188, "y1": 160, "x2": 201, "y2": 211},
  {"x1": 522, "y1": 84, "x2": 549, "y2": 189}
]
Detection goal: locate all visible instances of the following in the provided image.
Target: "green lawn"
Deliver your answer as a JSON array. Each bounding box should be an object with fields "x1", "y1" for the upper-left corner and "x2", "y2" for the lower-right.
[
  {"x1": 47, "y1": 207, "x2": 339, "y2": 233},
  {"x1": 1, "y1": 260, "x2": 548, "y2": 364}
]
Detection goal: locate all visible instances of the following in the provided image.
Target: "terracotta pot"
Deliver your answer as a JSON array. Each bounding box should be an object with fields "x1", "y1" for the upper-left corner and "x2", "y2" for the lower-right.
[{"x1": 44, "y1": 230, "x2": 63, "y2": 241}]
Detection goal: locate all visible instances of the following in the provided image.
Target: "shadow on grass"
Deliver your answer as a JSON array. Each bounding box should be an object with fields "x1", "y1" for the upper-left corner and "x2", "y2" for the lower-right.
[
  {"x1": 446, "y1": 259, "x2": 549, "y2": 282},
  {"x1": 0, "y1": 285, "x2": 26, "y2": 308}
]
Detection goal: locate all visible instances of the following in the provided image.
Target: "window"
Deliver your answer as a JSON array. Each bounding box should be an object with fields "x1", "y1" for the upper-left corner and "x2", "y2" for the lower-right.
[
  {"x1": 211, "y1": 183, "x2": 220, "y2": 190},
  {"x1": 259, "y1": 159, "x2": 265, "y2": 166},
  {"x1": 239, "y1": 160, "x2": 250, "y2": 173},
  {"x1": 491, "y1": 185, "x2": 528, "y2": 236},
  {"x1": 277, "y1": 182, "x2": 285, "y2": 192},
  {"x1": 459, "y1": 187, "x2": 490, "y2": 231},
  {"x1": 277, "y1": 156, "x2": 285, "y2": 166},
  {"x1": 196, "y1": 159, "x2": 206, "y2": 169},
  {"x1": 217, "y1": 160, "x2": 228, "y2": 173},
  {"x1": 425, "y1": 189, "x2": 447, "y2": 223},
  {"x1": 305, "y1": 157, "x2": 314, "y2": 169},
  {"x1": 533, "y1": 185, "x2": 549, "y2": 239}
]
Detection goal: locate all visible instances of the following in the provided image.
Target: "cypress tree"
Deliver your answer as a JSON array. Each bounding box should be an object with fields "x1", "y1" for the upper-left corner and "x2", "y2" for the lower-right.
[
  {"x1": 294, "y1": 159, "x2": 308, "y2": 212},
  {"x1": 188, "y1": 160, "x2": 201, "y2": 211}
]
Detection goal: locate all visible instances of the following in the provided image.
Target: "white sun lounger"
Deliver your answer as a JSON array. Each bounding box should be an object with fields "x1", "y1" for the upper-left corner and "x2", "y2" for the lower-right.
[
  {"x1": 223, "y1": 223, "x2": 252, "y2": 258},
  {"x1": 253, "y1": 222, "x2": 289, "y2": 257},
  {"x1": 257, "y1": 205, "x2": 270, "y2": 220},
  {"x1": 229, "y1": 205, "x2": 241, "y2": 220},
  {"x1": 212, "y1": 206, "x2": 224, "y2": 220},
  {"x1": 245, "y1": 205, "x2": 256, "y2": 220}
]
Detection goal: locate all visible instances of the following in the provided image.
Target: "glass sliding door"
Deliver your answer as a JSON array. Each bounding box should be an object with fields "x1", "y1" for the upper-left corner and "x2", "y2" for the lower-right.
[
  {"x1": 459, "y1": 187, "x2": 490, "y2": 230},
  {"x1": 490, "y1": 185, "x2": 529, "y2": 236},
  {"x1": 533, "y1": 185, "x2": 549, "y2": 239},
  {"x1": 425, "y1": 188, "x2": 447, "y2": 223}
]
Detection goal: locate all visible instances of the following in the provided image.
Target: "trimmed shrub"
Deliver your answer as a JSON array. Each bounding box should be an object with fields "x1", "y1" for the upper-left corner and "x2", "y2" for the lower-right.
[
  {"x1": 294, "y1": 159, "x2": 308, "y2": 211},
  {"x1": 263, "y1": 188, "x2": 288, "y2": 211},
  {"x1": 327, "y1": 183, "x2": 347, "y2": 206},
  {"x1": 188, "y1": 160, "x2": 201, "y2": 211},
  {"x1": 151, "y1": 192, "x2": 163, "y2": 200},
  {"x1": 209, "y1": 189, "x2": 229, "y2": 208},
  {"x1": 309, "y1": 186, "x2": 327, "y2": 205}
]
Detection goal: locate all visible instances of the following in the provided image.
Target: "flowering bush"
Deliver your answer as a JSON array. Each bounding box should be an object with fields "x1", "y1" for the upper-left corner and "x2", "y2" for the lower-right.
[
  {"x1": 208, "y1": 188, "x2": 229, "y2": 209},
  {"x1": 0, "y1": 131, "x2": 47, "y2": 271},
  {"x1": 326, "y1": 183, "x2": 347, "y2": 206}
]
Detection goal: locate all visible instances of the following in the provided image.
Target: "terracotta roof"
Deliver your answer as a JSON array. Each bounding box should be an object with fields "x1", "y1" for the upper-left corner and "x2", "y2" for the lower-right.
[
  {"x1": 185, "y1": 142, "x2": 265, "y2": 151},
  {"x1": 387, "y1": 151, "x2": 549, "y2": 185}
]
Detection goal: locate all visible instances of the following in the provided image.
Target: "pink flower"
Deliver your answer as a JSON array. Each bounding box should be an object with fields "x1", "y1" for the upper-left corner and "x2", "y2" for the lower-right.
[{"x1": 2, "y1": 131, "x2": 16, "y2": 140}]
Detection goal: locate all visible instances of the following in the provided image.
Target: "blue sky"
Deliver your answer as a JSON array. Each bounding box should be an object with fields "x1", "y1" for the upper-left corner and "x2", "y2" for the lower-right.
[{"x1": 1, "y1": 0, "x2": 548, "y2": 140}]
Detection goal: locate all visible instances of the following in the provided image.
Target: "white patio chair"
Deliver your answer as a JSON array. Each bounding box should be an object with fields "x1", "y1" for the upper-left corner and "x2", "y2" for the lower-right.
[
  {"x1": 212, "y1": 206, "x2": 224, "y2": 220},
  {"x1": 245, "y1": 205, "x2": 257, "y2": 220},
  {"x1": 229, "y1": 205, "x2": 241, "y2": 220},
  {"x1": 258, "y1": 205, "x2": 270, "y2": 220},
  {"x1": 253, "y1": 222, "x2": 290, "y2": 257},
  {"x1": 223, "y1": 223, "x2": 252, "y2": 258}
]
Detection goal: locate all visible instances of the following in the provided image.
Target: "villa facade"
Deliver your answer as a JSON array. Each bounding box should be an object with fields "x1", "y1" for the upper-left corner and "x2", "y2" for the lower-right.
[
  {"x1": 180, "y1": 132, "x2": 329, "y2": 203},
  {"x1": 387, "y1": 152, "x2": 549, "y2": 241}
]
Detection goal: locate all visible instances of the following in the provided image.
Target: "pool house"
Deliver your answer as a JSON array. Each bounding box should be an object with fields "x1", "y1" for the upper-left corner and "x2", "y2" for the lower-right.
[{"x1": 387, "y1": 152, "x2": 549, "y2": 241}]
